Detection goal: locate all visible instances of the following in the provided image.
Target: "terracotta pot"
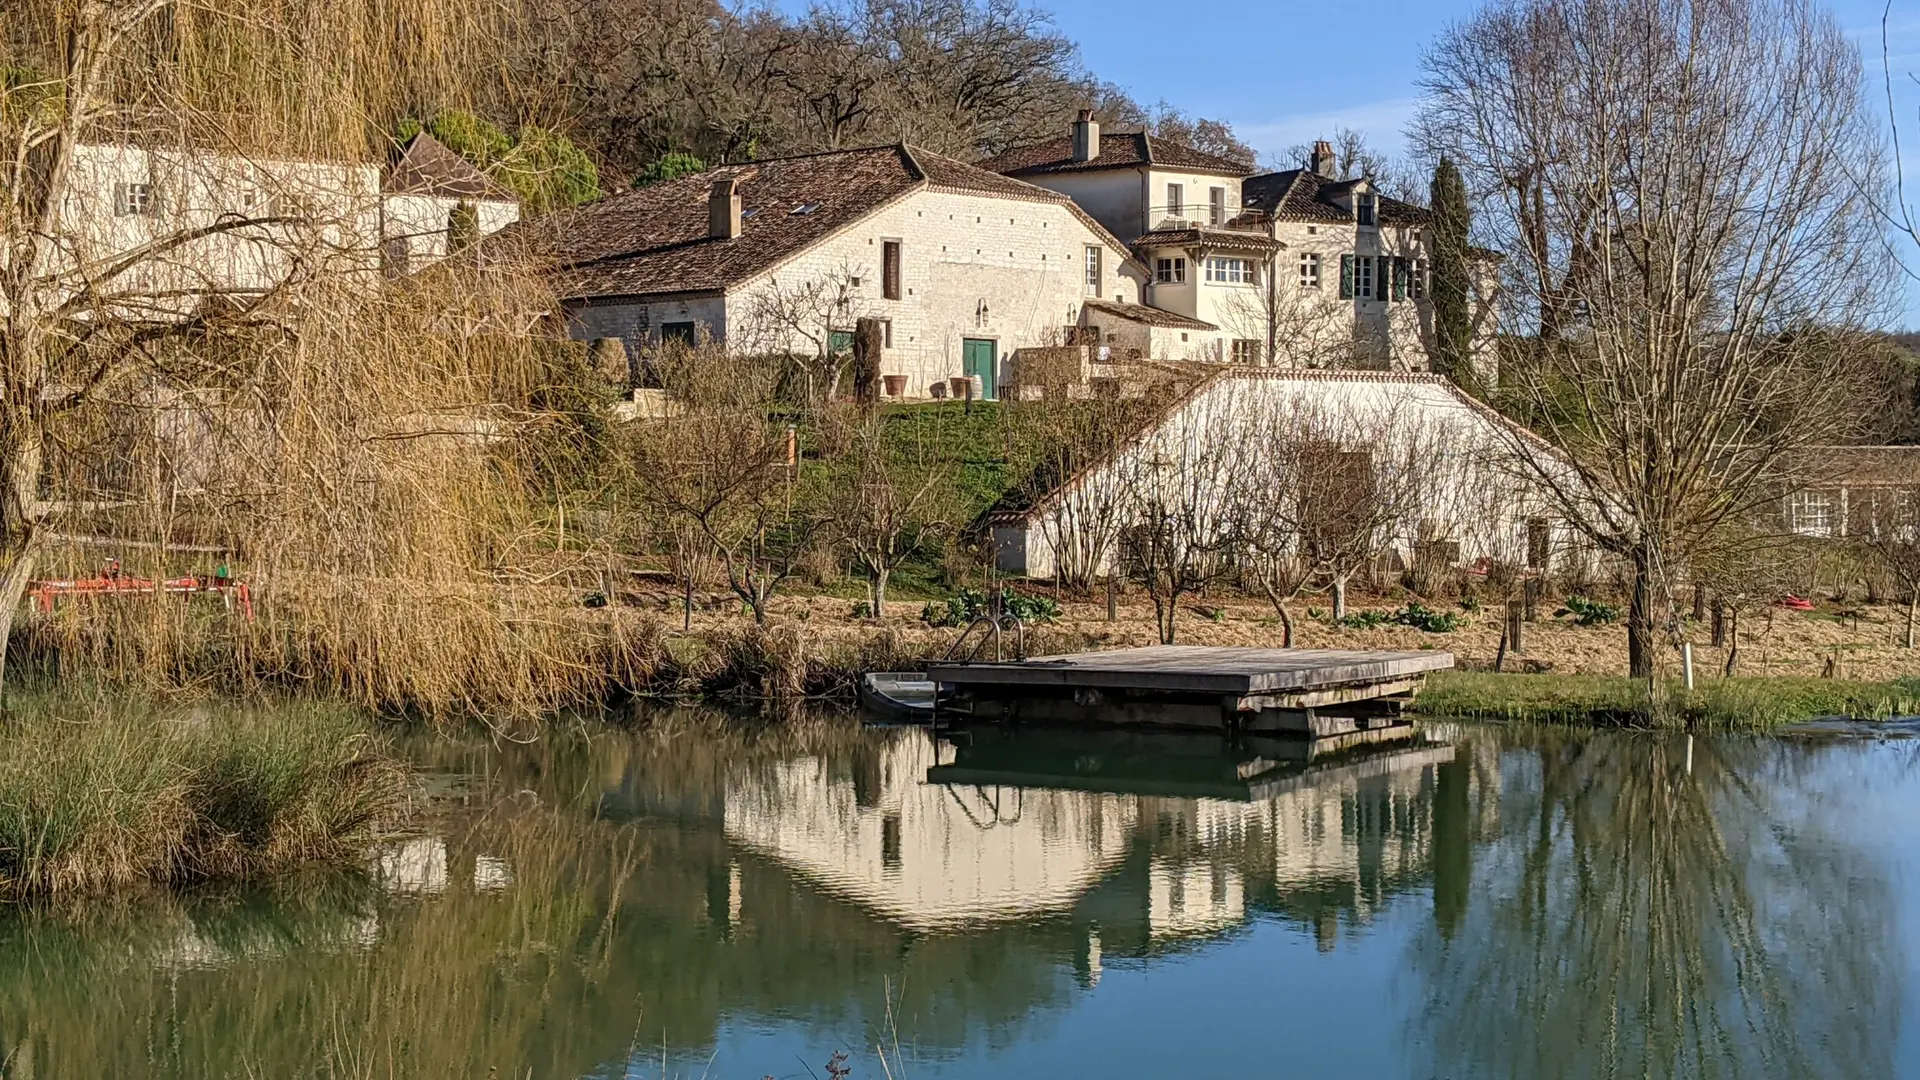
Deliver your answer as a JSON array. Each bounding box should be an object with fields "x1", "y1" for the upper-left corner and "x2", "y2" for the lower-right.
[{"x1": 883, "y1": 374, "x2": 908, "y2": 397}]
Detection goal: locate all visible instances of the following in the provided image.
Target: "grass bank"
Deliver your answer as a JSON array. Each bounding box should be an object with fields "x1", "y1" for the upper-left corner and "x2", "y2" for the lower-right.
[
  {"x1": 0, "y1": 691, "x2": 403, "y2": 901},
  {"x1": 1416, "y1": 671, "x2": 1920, "y2": 730}
]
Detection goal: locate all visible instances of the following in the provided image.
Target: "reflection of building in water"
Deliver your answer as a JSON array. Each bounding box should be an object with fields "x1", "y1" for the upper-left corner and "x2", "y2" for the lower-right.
[
  {"x1": 722, "y1": 737, "x2": 1137, "y2": 931},
  {"x1": 376, "y1": 836, "x2": 449, "y2": 896},
  {"x1": 715, "y1": 729, "x2": 1500, "y2": 953},
  {"x1": 1148, "y1": 858, "x2": 1245, "y2": 940}
]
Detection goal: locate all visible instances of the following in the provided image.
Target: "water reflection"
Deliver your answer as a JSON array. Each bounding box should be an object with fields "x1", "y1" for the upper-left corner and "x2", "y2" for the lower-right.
[
  {"x1": 1411, "y1": 732, "x2": 1902, "y2": 1080},
  {"x1": 0, "y1": 713, "x2": 1901, "y2": 1079}
]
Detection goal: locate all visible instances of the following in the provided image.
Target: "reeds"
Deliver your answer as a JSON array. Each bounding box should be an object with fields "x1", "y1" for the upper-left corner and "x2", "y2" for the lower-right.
[{"x1": 0, "y1": 690, "x2": 403, "y2": 900}]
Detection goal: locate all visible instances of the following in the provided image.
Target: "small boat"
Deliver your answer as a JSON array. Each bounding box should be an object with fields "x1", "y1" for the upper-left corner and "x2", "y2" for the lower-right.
[{"x1": 859, "y1": 671, "x2": 938, "y2": 721}]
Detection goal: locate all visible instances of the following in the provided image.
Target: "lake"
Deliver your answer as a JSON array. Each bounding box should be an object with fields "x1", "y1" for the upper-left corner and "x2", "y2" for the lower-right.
[{"x1": 0, "y1": 709, "x2": 1915, "y2": 1078}]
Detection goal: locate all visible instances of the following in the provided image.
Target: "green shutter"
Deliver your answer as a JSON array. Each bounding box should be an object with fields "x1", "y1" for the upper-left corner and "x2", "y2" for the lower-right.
[
  {"x1": 1340, "y1": 255, "x2": 1354, "y2": 299},
  {"x1": 1393, "y1": 257, "x2": 1408, "y2": 301}
]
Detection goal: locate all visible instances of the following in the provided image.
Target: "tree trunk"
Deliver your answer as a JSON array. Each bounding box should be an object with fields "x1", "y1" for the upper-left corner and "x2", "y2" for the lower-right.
[
  {"x1": 1276, "y1": 602, "x2": 1294, "y2": 648},
  {"x1": 1724, "y1": 607, "x2": 1740, "y2": 677},
  {"x1": 0, "y1": 541, "x2": 38, "y2": 699},
  {"x1": 872, "y1": 568, "x2": 889, "y2": 622},
  {"x1": 1627, "y1": 545, "x2": 1656, "y2": 681},
  {"x1": 1907, "y1": 592, "x2": 1917, "y2": 650},
  {"x1": 1331, "y1": 578, "x2": 1348, "y2": 621},
  {"x1": 682, "y1": 577, "x2": 693, "y2": 631}
]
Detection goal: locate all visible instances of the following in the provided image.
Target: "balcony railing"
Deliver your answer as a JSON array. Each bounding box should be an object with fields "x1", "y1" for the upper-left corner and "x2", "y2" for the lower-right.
[{"x1": 1146, "y1": 204, "x2": 1273, "y2": 234}]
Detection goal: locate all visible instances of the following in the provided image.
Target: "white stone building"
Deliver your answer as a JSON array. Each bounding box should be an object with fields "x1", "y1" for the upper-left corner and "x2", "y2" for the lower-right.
[
  {"x1": 987, "y1": 368, "x2": 1572, "y2": 581},
  {"x1": 46, "y1": 132, "x2": 520, "y2": 320},
  {"x1": 551, "y1": 144, "x2": 1150, "y2": 400},
  {"x1": 980, "y1": 116, "x2": 1498, "y2": 374}
]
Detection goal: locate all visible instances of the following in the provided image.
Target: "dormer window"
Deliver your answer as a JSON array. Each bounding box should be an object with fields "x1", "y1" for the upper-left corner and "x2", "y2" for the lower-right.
[
  {"x1": 789, "y1": 202, "x2": 820, "y2": 215},
  {"x1": 1357, "y1": 192, "x2": 1378, "y2": 227}
]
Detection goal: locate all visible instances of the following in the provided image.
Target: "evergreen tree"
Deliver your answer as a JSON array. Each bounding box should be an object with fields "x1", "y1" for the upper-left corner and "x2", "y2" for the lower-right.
[{"x1": 1429, "y1": 157, "x2": 1474, "y2": 386}]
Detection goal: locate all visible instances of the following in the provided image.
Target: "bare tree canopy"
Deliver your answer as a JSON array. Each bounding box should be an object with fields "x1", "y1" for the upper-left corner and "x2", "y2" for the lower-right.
[
  {"x1": 1416, "y1": 0, "x2": 1892, "y2": 680},
  {"x1": 555, "y1": 0, "x2": 1251, "y2": 182}
]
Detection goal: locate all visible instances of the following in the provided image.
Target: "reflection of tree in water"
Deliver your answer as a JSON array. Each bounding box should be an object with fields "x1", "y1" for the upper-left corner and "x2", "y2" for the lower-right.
[
  {"x1": 1410, "y1": 730, "x2": 1898, "y2": 1080},
  {"x1": 0, "y1": 711, "x2": 1097, "y2": 1078}
]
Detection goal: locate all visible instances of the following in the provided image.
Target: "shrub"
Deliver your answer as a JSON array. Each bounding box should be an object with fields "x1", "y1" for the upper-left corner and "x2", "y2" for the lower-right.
[
  {"x1": 1556, "y1": 595, "x2": 1621, "y2": 626},
  {"x1": 919, "y1": 587, "x2": 1059, "y2": 627},
  {"x1": 1334, "y1": 602, "x2": 1465, "y2": 633}
]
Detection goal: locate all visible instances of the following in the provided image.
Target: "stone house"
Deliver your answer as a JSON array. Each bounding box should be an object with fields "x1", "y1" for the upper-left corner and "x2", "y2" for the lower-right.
[
  {"x1": 1781, "y1": 446, "x2": 1920, "y2": 540},
  {"x1": 48, "y1": 133, "x2": 520, "y2": 319},
  {"x1": 985, "y1": 368, "x2": 1570, "y2": 582},
  {"x1": 979, "y1": 114, "x2": 1497, "y2": 374},
  {"x1": 548, "y1": 144, "x2": 1148, "y2": 400}
]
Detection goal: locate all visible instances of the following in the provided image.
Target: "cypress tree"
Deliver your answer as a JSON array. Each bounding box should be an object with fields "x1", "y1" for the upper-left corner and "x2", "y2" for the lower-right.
[{"x1": 1429, "y1": 157, "x2": 1474, "y2": 385}]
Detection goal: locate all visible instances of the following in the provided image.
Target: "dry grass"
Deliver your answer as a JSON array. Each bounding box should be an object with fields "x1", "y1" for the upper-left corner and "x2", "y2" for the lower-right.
[{"x1": 0, "y1": 689, "x2": 403, "y2": 901}]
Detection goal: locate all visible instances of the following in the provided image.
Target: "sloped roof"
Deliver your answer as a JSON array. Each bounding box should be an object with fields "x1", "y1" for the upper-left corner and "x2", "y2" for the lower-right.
[
  {"x1": 983, "y1": 369, "x2": 1535, "y2": 527},
  {"x1": 1240, "y1": 169, "x2": 1429, "y2": 227},
  {"x1": 1794, "y1": 445, "x2": 1920, "y2": 488},
  {"x1": 1082, "y1": 298, "x2": 1216, "y2": 331},
  {"x1": 386, "y1": 132, "x2": 518, "y2": 202},
  {"x1": 1131, "y1": 226, "x2": 1285, "y2": 252},
  {"x1": 977, "y1": 132, "x2": 1255, "y2": 178},
  {"x1": 541, "y1": 144, "x2": 1141, "y2": 302}
]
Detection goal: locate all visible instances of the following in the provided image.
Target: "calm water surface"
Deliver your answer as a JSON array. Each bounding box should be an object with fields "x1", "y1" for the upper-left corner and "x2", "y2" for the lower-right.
[{"x1": 3, "y1": 711, "x2": 1918, "y2": 1078}]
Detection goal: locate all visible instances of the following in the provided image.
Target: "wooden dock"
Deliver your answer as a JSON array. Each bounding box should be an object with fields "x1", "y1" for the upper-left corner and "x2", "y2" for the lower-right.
[{"x1": 926, "y1": 645, "x2": 1453, "y2": 735}]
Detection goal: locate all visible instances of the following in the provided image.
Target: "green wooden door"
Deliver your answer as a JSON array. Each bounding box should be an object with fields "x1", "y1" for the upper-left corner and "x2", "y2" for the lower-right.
[{"x1": 962, "y1": 338, "x2": 997, "y2": 399}]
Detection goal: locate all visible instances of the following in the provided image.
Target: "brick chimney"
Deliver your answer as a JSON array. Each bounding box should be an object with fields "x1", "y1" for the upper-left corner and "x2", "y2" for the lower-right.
[
  {"x1": 1309, "y1": 140, "x2": 1337, "y2": 180},
  {"x1": 1072, "y1": 109, "x2": 1100, "y2": 163},
  {"x1": 708, "y1": 176, "x2": 742, "y2": 240}
]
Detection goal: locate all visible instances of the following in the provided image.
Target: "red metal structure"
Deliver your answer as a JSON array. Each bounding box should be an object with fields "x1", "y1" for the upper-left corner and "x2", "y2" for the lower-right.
[{"x1": 29, "y1": 560, "x2": 254, "y2": 619}]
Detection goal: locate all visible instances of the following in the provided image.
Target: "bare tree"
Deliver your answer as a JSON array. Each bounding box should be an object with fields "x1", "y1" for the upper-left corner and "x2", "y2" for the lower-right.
[
  {"x1": 822, "y1": 405, "x2": 955, "y2": 619},
  {"x1": 736, "y1": 261, "x2": 872, "y2": 401},
  {"x1": 1215, "y1": 270, "x2": 1382, "y2": 370},
  {"x1": 1417, "y1": 0, "x2": 1887, "y2": 683},
  {"x1": 1275, "y1": 127, "x2": 1423, "y2": 203},
  {"x1": 1857, "y1": 487, "x2": 1920, "y2": 649},
  {"x1": 1116, "y1": 418, "x2": 1247, "y2": 644}
]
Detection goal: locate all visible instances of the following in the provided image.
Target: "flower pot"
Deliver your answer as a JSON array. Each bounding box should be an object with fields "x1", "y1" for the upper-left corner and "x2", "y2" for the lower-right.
[{"x1": 883, "y1": 374, "x2": 908, "y2": 397}]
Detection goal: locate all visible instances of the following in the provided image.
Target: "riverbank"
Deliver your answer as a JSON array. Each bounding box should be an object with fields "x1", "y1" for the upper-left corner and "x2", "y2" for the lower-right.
[
  {"x1": 1415, "y1": 671, "x2": 1920, "y2": 729},
  {"x1": 0, "y1": 691, "x2": 403, "y2": 901}
]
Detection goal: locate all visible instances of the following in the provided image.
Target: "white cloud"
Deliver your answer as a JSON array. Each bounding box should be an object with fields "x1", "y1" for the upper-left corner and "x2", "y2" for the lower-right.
[{"x1": 1237, "y1": 97, "x2": 1423, "y2": 168}]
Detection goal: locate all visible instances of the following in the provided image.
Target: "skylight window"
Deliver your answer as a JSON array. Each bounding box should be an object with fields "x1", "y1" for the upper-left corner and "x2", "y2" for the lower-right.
[
  {"x1": 790, "y1": 202, "x2": 821, "y2": 215},
  {"x1": 740, "y1": 207, "x2": 761, "y2": 219}
]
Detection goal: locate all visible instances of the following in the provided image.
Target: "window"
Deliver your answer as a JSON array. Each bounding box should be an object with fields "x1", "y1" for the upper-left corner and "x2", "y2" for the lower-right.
[
  {"x1": 1357, "y1": 192, "x2": 1377, "y2": 227},
  {"x1": 1298, "y1": 252, "x2": 1322, "y2": 289},
  {"x1": 661, "y1": 321, "x2": 697, "y2": 346},
  {"x1": 114, "y1": 181, "x2": 156, "y2": 217},
  {"x1": 1409, "y1": 258, "x2": 1427, "y2": 300},
  {"x1": 1788, "y1": 490, "x2": 1835, "y2": 537},
  {"x1": 1084, "y1": 245, "x2": 1101, "y2": 294},
  {"x1": 1355, "y1": 255, "x2": 1374, "y2": 299},
  {"x1": 880, "y1": 319, "x2": 894, "y2": 348},
  {"x1": 1166, "y1": 183, "x2": 1184, "y2": 216},
  {"x1": 882, "y1": 240, "x2": 902, "y2": 300},
  {"x1": 1340, "y1": 254, "x2": 1354, "y2": 299},
  {"x1": 1204, "y1": 257, "x2": 1254, "y2": 284},
  {"x1": 1392, "y1": 256, "x2": 1408, "y2": 301},
  {"x1": 1209, "y1": 186, "x2": 1226, "y2": 226},
  {"x1": 1154, "y1": 257, "x2": 1186, "y2": 284},
  {"x1": 1231, "y1": 339, "x2": 1262, "y2": 365}
]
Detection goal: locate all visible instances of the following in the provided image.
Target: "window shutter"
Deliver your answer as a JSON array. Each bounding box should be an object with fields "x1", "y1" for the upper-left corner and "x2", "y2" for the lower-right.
[
  {"x1": 1393, "y1": 256, "x2": 1408, "y2": 301},
  {"x1": 1340, "y1": 255, "x2": 1354, "y2": 299}
]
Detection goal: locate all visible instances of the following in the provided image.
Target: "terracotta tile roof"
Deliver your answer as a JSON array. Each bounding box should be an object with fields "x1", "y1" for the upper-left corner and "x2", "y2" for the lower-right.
[
  {"x1": 1082, "y1": 298, "x2": 1217, "y2": 331},
  {"x1": 386, "y1": 132, "x2": 518, "y2": 202},
  {"x1": 1795, "y1": 445, "x2": 1920, "y2": 487},
  {"x1": 1240, "y1": 169, "x2": 1430, "y2": 227},
  {"x1": 1130, "y1": 226, "x2": 1285, "y2": 252},
  {"x1": 539, "y1": 144, "x2": 1140, "y2": 302},
  {"x1": 976, "y1": 132, "x2": 1254, "y2": 178}
]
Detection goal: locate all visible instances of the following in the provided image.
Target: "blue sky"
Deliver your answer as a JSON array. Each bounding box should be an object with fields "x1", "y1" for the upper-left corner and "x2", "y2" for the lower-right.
[{"x1": 1043, "y1": 0, "x2": 1920, "y2": 328}]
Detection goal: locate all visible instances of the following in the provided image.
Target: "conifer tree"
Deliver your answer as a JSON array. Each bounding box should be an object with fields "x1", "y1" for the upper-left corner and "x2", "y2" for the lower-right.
[{"x1": 1429, "y1": 157, "x2": 1474, "y2": 386}]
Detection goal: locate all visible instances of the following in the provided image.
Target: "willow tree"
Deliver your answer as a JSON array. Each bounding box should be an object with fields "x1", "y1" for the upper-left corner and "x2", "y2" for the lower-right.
[
  {"x1": 1416, "y1": 0, "x2": 1886, "y2": 682},
  {"x1": 0, "y1": 1, "x2": 585, "y2": 707}
]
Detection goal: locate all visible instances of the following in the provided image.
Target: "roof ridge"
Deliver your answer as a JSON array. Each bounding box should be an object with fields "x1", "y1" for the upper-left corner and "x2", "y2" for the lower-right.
[{"x1": 897, "y1": 142, "x2": 928, "y2": 183}]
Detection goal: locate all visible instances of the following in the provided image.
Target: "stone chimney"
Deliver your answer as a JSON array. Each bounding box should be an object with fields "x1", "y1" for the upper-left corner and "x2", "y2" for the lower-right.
[
  {"x1": 1309, "y1": 140, "x2": 1337, "y2": 180},
  {"x1": 1072, "y1": 109, "x2": 1100, "y2": 163},
  {"x1": 708, "y1": 176, "x2": 742, "y2": 240}
]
